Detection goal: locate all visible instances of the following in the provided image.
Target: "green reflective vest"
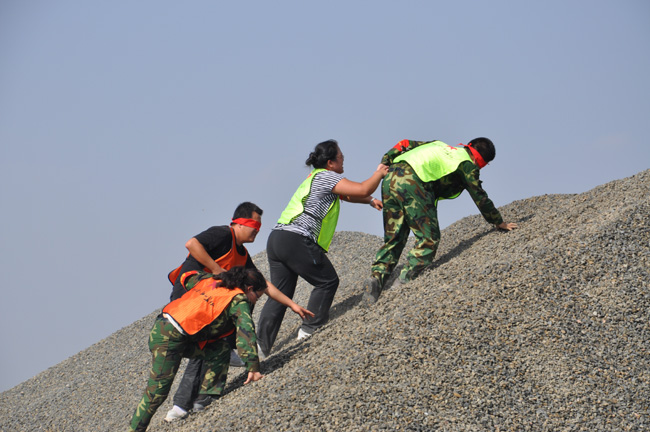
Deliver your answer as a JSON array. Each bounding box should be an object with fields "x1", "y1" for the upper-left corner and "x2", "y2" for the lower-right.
[
  {"x1": 394, "y1": 140, "x2": 473, "y2": 201},
  {"x1": 277, "y1": 169, "x2": 341, "y2": 251}
]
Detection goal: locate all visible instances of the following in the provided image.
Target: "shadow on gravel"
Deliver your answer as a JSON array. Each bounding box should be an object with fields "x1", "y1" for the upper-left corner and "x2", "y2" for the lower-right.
[
  {"x1": 513, "y1": 214, "x2": 533, "y2": 226},
  {"x1": 215, "y1": 343, "x2": 309, "y2": 400},
  {"x1": 255, "y1": 218, "x2": 533, "y2": 378},
  {"x1": 270, "y1": 293, "x2": 363, "y2": 354},
  {"x1": 272, "y1": 328, "x2": 301, "y2": 353},
  {"x1": 258, "y1": 343, "x2": 310, "y2": 375},
  {"x1": 429, "y1": 230, "x2": 492, "y2": 267},
  {"x1": 269, "y1": 221, "x2": 527, "y2": 344},
  {"x1": 330, "y1": 293, "x2": 363, "y2": 316}
]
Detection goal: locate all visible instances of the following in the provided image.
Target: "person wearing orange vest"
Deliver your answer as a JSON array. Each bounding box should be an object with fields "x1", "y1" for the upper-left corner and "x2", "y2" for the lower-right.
[
  {"x1": 362, "y1": 138, "x2": 518, "y2": 305},
  {"x1": 256, "y1": 140, "x2": 389, "y2": 358},
  {"x1": 165, "y1": 202, "x2": 313, "y2": 422},
  {"x1": 128, "y1": 267, "x2": 267, "y2": 432},
  {"x1": 168, "y1": 202, "x2": 264, "y2": 302}
]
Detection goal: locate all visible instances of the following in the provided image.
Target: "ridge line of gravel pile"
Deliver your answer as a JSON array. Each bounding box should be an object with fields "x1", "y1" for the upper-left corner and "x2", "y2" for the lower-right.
[{"x1": 1, "y1": 169, "x2": 648, "y2": 431}]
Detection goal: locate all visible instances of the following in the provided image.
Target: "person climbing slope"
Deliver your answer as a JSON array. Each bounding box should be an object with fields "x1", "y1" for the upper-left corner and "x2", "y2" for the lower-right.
[
  {"x1": 164, "y1": 202, "x2": 312, "y2": 422},
  {"x1": 128, "y1": 267, "x2": 267, "y2": 432},
  {"x1": 257, "y1": 139, "x2": 389, "y2": 357},
  {"x1": 362, "y1": 138, "x2": 518, "y2": 304}
]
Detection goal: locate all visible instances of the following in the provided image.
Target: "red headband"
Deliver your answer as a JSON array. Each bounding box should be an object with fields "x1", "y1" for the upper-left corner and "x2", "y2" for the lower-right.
[
  {"x1": 461, "y1": 144, "x2": 487, "y2": 169},
  {"x1": 232, "y1": 218, "x2": 261, "y2": 231}
]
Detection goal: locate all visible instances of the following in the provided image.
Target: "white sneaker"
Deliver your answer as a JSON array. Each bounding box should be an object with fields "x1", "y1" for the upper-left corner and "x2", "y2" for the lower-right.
[
  {"x1": 297, "y1": 328, "x2": 312, "y2": 340},
  {"x1": 164, "y1": 405, "x2": 188, "y2": 422},
  {"x1": 230, "y1": 350, "x2": 245, "y2": 367}
]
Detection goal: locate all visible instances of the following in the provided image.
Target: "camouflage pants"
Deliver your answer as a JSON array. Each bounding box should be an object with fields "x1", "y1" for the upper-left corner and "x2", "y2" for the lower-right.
[
  {"x1": 371, "y1": 162, "x2": 440, "y2": 286},
  {"x1": 129, "y1": 316, "x2": 230, "y2": 432}
]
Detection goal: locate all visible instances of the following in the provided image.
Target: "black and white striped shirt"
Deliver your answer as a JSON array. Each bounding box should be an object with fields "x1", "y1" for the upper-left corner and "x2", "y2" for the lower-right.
[{"x1": 274, "y1": 170, "x2": 344, "y2": 243}]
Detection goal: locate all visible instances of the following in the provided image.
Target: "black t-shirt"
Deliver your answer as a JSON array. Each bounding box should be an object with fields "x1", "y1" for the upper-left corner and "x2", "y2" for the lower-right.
[{"x1": 169, "y1": 225, "x2": 257, "y2": 300}]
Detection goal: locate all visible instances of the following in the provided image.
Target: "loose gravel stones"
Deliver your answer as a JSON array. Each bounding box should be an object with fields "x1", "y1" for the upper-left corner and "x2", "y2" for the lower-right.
[{"x1": 1, "y1": 169, "x2": 648, "y2": 431}]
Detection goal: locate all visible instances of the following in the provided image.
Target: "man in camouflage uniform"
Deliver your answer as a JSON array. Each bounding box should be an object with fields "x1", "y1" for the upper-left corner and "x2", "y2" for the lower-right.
[
  {"x1": 129, "y1": 268, "x2": 265, "y2": 432},
  {"x1": 362, "y1": 138, "x2": 517, "y2": 305}
]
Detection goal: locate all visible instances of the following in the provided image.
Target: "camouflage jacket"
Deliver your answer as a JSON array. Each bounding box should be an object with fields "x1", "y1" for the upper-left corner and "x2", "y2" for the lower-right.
[
  {"x1": 183, "y1": 272, "x2": 260, "y2": 372},
  {"x1": 381, "y1": 140, "x2": 503, "y2": 225}
]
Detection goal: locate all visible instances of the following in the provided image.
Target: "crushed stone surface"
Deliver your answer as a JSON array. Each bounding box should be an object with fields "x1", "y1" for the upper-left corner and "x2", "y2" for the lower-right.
[{"x1": 1, "y1": 169, "x2": 648, "y2": 431}]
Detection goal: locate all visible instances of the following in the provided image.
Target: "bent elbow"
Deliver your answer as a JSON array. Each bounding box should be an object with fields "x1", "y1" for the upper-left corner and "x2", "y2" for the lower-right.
[{"x1": 185, "y1": 238, "x2": 198, "y2": 251}]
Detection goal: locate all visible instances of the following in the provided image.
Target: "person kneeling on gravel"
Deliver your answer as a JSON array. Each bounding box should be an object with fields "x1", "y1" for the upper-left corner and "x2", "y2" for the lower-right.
[
  {"x1": 362, "y1": 138, "x2": 518, "y2": 305},
  {"x1": 128, "y1": 267, "x2": 267, "y2": 432}
]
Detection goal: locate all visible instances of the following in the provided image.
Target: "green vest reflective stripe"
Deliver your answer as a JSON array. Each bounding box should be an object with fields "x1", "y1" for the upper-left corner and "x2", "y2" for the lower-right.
[
  {"x1": 394, "y1": 141, "x2": 472, "y2": 201},
  {"x1": 277, "y1": 168, "x2": 341, "y2": 251}
]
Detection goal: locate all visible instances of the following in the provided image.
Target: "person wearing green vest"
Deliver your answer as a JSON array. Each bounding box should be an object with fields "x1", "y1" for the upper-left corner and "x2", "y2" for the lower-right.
[
  {"x1": 256, "y1": 139, "x2": 389, "y2": 357},
  {"x1": 362, "y1": 138, "x2": 518, "y2": 305}
]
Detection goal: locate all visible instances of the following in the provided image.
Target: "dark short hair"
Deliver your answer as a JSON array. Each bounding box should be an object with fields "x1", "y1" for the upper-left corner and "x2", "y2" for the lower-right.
[
  {"x1": 216, "y1": 266, "x2": 266, "y2": 292},
  {"x1": 232, "y1": 202, "x2": 263, "y2": 219},
  {"x1": 305, "y1": 139, "x2": 340, "y2": 169},
  {"x1": 468, "y1": 137, "x2": 495, "y2": 163}
]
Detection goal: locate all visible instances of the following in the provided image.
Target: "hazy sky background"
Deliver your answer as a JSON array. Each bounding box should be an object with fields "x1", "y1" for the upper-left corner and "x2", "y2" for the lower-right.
[{"x1": 1, "y1": 1, "x2": 648, "y2": 392}]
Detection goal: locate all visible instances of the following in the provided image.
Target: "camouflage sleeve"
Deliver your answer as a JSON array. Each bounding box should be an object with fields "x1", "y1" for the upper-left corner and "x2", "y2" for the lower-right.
[
  {"x1": 181, "y1": 271, "x2": 209, "y2": 292},
  {"x1": 183, "y1": 273, "x2": 199, "y2": 290},
  {"x1": 182, "y1": 270, "x2": 219, "y2": 292},
  {"x1": 380, "y1": 139, "x2": 433, "y2": 165},
  {"x1": 227, "y1": 295, "x2": 261, "y2": 373},
  {"x1": 458, "y1": 161, "x2": 504, "y2": 225}
]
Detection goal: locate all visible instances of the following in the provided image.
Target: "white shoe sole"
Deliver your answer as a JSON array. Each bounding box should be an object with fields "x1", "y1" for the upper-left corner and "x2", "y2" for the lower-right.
[
  {"x1": 164, "y1": 407, "x2": 188, "y2": 422},
  {"x1": 297, "y1": 328, "x2": 312, "y2": 340}
]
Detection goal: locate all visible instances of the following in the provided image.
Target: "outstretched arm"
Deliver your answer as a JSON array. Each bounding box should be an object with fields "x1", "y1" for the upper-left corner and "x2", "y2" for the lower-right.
[
  {"x1": 332, "y1": 164, "x2": 389, "y2": 198},
  {"x1": 263, "y1": 281, "x2": 315, "y2": 319},
  {"x1": 230, "y1": 298, "x2": 261, "y2": 372},
  {"x1": 458, "y1": 162, "x2": 519, "y2": 231},
  {"x1": 340, "y1": 195, "x2": 383, "y2": 211}
]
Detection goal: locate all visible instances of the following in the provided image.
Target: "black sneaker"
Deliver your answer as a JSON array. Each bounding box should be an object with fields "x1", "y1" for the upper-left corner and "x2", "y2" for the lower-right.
[
  {"x1": 361, "y1": 277, "x2": 382, "y2": 306},
  {"x1": 193, "y1": 395, "x2": 218, "y2": 412}
]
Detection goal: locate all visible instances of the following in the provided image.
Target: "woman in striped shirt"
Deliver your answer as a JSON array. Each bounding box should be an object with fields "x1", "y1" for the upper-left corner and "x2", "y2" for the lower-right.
[{"x1": 256, "y1": 139, "x2": 388, "y2": 357}]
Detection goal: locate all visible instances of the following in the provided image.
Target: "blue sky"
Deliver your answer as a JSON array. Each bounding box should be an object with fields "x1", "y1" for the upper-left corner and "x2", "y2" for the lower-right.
[{"x1": 1, "y1": 1, "x2": 648, "y2": 392}]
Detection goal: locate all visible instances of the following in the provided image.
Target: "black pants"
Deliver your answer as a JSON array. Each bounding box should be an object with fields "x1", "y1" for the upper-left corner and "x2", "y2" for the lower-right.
[
  {"x1": 172, "y1": 333, "x2": 236, "y2": 411},
  {"x1": 257, "y1": 230, "x2": 339, "y2": 355},
  {"x1": 172, "y1": 357, "x2": 204, "y2": 411}
]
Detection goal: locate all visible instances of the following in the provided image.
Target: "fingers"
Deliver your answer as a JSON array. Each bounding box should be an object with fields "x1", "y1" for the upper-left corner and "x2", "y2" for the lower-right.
[
  {"x1": 292, "y1": 306, "x2": 314, "y2": 319},
  {"x1": 245, "y1": 372, "x2": 264, "y2": 384},
  {"x1": 500, "y1": 222, "x2": 518, "y2": 231},
  {"x1": 297, "y1": 306, "x2": 314, "y2": 318}
]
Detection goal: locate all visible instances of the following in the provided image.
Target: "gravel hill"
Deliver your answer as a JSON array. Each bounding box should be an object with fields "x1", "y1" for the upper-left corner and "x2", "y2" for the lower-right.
[{"x1": 1, "y1": 169, "x2": 648, "y2": 432}]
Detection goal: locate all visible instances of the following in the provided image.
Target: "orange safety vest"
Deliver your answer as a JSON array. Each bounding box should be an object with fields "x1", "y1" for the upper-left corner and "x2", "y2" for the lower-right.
[
  {"x1": 162, "y1": 274, "x2": 244, "y2": 336},
  {"x1": 167, "y1": 227, "x2": 249, "y2": 285}
]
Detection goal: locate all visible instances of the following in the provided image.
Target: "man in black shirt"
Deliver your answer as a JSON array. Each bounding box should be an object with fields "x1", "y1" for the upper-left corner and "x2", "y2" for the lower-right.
[{"x1": 164, "y1": 202, "x2": 312, "y2": 422}]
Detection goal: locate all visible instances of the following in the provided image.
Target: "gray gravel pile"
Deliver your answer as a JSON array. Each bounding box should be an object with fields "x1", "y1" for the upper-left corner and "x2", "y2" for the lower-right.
[{"x1": 1, "y1": 169, "x2": 648, "y2": 431}]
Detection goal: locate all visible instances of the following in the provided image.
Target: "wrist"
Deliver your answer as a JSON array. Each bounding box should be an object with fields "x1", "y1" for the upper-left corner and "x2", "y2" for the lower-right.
[{"x1": 368, "y1": 197, "x2": 375, "y2": 206}]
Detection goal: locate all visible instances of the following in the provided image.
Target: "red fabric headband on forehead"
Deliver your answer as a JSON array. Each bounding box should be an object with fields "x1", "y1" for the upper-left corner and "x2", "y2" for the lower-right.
[
  {"x1": 232, "y1": 218, "x2": 261, "y2": 231},
  {"x1": 460, "y1": 143, "x2": 487, "y2": 169}
]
